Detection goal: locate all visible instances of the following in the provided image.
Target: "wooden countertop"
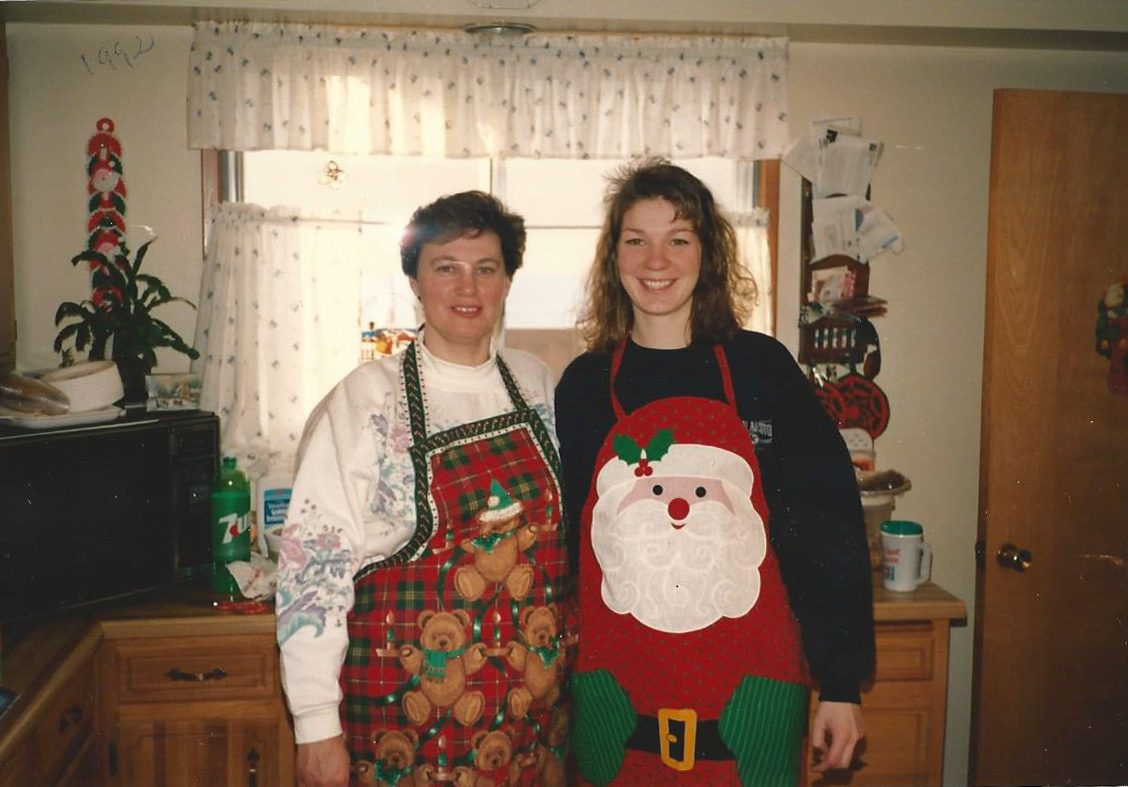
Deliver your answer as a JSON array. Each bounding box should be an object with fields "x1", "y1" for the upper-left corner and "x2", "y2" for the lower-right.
[{"x1": 873, "y1": 580, "x2": 966, "y2": 623}]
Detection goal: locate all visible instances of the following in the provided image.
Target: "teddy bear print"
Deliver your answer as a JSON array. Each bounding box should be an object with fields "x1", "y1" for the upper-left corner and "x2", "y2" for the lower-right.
[
  {"x1": 354, "y1": 728, "x2": 435, "y2": 786},
  {"x1": 398, "y1": 609, "x2": 487, "y2": 726},
  {"x1": 514, "y1": 705, "x2": 568, "y2": 787},
  {"x1": 505, "y1": 604, "x2": 564, "y2": 718},
  {"x1": 454, "y1": 484, "x2": 541, "y2": 602},
  {"x1": 450, "y1": 728, "x2": 518, "y2": 787}
]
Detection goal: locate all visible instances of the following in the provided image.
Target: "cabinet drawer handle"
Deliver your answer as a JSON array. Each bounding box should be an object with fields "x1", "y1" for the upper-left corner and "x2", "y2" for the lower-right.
[
  {"x1": 165, "y1": 667, "x2": 228, "y2": 682},
  {"x1": 247, "y1": 746, "x2": 260, "y2": 787},
  {"x1": 57, "y1": 703, "x2": 83, "y2": 733}
]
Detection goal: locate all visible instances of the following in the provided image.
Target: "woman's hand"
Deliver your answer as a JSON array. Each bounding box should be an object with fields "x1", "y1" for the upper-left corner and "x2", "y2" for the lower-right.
[
  {"x1": 296, "y1": 735, "x2": 350, "y2": 787},
  {"x1": 810, "y1": 700, "x2": 865, "y2": 773}
]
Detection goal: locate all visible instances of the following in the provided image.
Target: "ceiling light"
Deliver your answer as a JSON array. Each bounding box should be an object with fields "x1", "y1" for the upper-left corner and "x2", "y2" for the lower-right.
[{"x1": 463, "y1": 22, "x2": 537, "y2": 37}]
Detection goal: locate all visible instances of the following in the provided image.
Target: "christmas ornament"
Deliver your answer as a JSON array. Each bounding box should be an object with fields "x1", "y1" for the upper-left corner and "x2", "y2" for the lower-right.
[{"x1": 1095, "y1": 277, "x2": 1128, "y2": 396}]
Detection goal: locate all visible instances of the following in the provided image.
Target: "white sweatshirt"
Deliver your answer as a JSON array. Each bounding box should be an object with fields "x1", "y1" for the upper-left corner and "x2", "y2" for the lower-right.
[{"x1": 274, "y1": 339, "x2": 557, "y2": 744}]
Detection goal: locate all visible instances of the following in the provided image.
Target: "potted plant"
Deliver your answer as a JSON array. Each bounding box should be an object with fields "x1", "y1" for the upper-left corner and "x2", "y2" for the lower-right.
[{"x1": 54, "y1": 236, "x2": 199, "y2": 404}]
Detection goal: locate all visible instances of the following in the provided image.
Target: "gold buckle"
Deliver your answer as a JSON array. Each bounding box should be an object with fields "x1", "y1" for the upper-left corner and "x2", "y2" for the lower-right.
[{"x1": 657, "y1": 707, "x2": 697, "y2": 771}]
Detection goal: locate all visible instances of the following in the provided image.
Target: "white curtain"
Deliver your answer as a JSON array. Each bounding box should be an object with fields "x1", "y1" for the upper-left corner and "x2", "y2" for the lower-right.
[
  {"x1": 187, "y1": 22, "x2": 789, "y2": 160},
  {"x1": 735, "y1": 209, "x2": 774, "y2": 336},
  {"x1": 193, "y1": 203, "x2": 364, "y2": 477}
]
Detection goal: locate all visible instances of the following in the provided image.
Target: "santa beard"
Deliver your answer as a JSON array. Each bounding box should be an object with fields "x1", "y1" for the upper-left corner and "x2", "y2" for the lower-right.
[{"x1": 591, "y1": 491, "x2": 766, "y2": 633}]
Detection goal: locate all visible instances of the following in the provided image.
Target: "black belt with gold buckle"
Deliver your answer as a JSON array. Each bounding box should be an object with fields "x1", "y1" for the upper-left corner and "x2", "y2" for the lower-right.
[{"x1": 625, "y1": 708, "x2": 734, "y2": 771}]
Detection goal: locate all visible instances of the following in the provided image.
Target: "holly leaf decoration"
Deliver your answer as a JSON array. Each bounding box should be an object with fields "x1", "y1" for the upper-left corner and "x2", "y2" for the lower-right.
[
  {"x1": 612, "y1": 434, "x2": 642, "y2": 464},
  {"x1": 645, "y1": 429, "x2": 674, "y2": 462}
]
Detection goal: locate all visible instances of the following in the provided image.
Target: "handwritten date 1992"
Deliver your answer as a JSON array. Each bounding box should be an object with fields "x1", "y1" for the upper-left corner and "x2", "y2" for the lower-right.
[{"x1": 80, "y1": 35, "x2": 156, "y2": 75}]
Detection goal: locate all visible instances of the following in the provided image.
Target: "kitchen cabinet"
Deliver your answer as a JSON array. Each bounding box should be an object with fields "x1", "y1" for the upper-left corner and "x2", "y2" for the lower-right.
[
  {"x1": 1, "y1": 584, "x2": 293, "y2": 787},
  {"x1": 809, "y1": 582, "x2": 965, "y2": 787},
  {"x1": 0, "y1": 628, "x2": 101, "y2": 787},
  {"x1": 100, "y1": 628, "x2": 294, "y2": 787}
]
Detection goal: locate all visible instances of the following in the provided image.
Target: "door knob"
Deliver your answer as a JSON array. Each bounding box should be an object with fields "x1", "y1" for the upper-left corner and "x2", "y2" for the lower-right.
[{"x1": 996, "y1": 542, "x2": 1032, "y2": 572}]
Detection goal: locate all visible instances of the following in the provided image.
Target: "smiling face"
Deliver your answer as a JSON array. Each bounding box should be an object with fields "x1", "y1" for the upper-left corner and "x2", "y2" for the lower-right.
[
  {"x1": 410, "y1": 231, "x2": 511, "y2": 365},
  {"x1": 616, "y1": 198, "x2": 702, "y2": 348}
]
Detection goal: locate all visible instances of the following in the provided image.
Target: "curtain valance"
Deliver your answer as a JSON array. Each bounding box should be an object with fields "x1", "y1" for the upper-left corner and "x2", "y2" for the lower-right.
[{"x1": 187, "y1": 22, "x2": 789, "y2": 159}]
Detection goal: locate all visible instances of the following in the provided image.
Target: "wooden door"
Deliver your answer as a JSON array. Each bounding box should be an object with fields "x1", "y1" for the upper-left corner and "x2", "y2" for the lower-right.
[{"x1": 971, "y1": 89, "x2": 1128, "y2": 786}]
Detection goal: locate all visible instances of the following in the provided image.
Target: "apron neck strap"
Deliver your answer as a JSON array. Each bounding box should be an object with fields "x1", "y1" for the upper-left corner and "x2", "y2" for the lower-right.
[
  {"x1": 402, "y1": 339, "x2": 529, "y2": 443},
  {"x1": 610, "y1": 338, "x2": 737, "y2": 418}
]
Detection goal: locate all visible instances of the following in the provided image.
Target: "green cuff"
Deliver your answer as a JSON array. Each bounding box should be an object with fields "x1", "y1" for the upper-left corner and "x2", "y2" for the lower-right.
[
  {"x1": 719, "y1": 675, "x2": 810, "y2": 787},
  {"x1": 570, "y1": 669, "x2": 636, "y2": 786}
]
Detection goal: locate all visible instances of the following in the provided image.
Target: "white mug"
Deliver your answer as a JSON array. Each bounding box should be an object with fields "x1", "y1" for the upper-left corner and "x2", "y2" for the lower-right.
[{"x1": 881, "y1": 520, "x2": 932, "y2": 592}]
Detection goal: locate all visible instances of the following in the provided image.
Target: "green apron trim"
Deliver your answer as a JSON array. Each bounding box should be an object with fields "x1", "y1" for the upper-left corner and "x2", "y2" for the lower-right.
[
  {"x1": 571, "y1": 669, "x2": 636, "y2": 785},
  {"x1": 718, "y1": 675, "x2": 809, "y2": 787}
]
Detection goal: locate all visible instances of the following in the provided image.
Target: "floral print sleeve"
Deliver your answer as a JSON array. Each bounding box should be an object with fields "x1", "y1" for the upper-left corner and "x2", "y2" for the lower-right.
[{"x1": 275, "y1": 361, "x2": 406, "y2": 744}]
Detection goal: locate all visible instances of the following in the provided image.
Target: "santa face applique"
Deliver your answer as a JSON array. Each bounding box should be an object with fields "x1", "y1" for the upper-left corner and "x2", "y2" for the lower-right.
[{"x1": 591, "y1": 442, "x2": 767, "y2": 634}]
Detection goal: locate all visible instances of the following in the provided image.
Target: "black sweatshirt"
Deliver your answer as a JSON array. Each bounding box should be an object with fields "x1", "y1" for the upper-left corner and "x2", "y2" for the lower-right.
[{"x1": 554, "y1": 330, "x2": 876, "y2": 703}]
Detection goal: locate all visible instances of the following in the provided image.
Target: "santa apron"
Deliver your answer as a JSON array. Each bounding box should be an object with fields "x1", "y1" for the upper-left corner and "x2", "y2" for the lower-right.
[
  {"x1": 341, "y1": 341, "x2": 571, "y2": 787},
  {"x1": 572, "y1": 341, "x2": 809, "y2": 787}
]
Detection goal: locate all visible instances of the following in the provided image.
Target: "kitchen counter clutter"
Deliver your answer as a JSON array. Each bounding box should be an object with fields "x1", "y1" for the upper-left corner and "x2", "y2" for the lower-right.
[{"x1": 0, "y1": 578, "x2": 963, "y2": 787}]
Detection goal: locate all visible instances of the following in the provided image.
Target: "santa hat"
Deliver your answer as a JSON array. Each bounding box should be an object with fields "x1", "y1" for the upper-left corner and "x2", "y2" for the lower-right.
[
  {"x1": 595, "y1": 430, "x2": 753, "y2": 498},
  {"x1": 478, "y1": 478, "x2": 523, "y2": 523}
]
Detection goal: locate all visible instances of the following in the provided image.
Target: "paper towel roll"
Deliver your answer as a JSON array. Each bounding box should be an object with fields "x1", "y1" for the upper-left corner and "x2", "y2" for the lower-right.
[{"x1": 41, "y1": 361, "x2": 125, "y2": 412}]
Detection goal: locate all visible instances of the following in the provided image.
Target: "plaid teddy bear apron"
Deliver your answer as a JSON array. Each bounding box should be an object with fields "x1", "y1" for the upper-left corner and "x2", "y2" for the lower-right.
[
  {"x1": 341, "y1": 342, "x2": 571, "y2": 786},
  {"x1": 572, "y1": 340, "x2": 809, "y2": 787}
]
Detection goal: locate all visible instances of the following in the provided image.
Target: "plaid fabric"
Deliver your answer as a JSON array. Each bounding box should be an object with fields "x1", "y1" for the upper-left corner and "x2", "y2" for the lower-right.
[{"x1": 341, "y1": 348, "x2": 570, "y2": 787}]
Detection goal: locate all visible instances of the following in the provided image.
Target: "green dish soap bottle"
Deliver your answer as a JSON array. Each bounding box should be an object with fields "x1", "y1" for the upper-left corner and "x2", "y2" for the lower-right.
[{"x1": 211, "y1": 453, "x2": 251, "y2": 601}]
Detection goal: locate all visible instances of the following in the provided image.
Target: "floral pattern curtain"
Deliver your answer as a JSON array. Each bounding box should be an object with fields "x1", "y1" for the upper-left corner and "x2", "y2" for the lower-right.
[
  {"x1": 187, "y1": 22, "x2": 789, "y2": 159},
  {"x1": 193, "y1": 203, "x2": 364, "y2": 476}
]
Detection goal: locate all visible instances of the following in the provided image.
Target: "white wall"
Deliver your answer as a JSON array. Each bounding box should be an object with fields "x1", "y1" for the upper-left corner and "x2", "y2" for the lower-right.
[
  {"x1": 8, "y1": 18, "x2": 1128, "y2": 786},
  {"x1": 8, "y1": 23, "x2": 200, "y2": 373}
]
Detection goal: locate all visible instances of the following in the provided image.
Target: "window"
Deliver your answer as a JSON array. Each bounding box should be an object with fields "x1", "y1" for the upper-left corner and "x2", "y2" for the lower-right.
[
  {"x1": 226, "y1": 151, "x2": 773, "y2": 340},
  {"x1": 196, "y1": 152, "x2": 775, "y2": 471}
]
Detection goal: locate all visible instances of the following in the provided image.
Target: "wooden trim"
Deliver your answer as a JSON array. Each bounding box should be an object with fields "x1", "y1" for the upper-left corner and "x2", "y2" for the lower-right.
[
  {"x1": 199, "y1": 149, "x2": 220, "y2": 252},
  {"x1": 758, "y1": 157, "x2": 781, "y2": 332}
]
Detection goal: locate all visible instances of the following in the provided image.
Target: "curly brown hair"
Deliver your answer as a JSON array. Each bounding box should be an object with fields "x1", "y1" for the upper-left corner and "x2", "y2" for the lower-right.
[
  {"x1": 577, "y1": 158, "x2": 757, "y2": 353},
  {"x1": 400, "y1": 190, "x2": 526, "y2": 278}
]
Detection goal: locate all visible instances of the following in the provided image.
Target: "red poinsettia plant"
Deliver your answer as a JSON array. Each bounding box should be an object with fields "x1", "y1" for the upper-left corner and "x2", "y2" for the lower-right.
[{"x1": 53, "y1": 237, "x2": 199, "y2": 394}]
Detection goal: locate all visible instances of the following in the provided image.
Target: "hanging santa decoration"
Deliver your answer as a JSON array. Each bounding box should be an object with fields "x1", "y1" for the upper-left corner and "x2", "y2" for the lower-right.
[{"x1": 84, "y1": 117, "x2": 128, "y2": 307}]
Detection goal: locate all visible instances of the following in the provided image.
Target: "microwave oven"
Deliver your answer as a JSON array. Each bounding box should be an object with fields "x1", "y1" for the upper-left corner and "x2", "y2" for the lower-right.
[{"x1": 0, "y1": 410, "x2": 218, "y2": 622}]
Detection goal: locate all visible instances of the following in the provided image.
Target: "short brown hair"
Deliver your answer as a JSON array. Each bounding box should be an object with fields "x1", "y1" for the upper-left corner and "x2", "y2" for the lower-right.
[
  {"x1": 578, "y1": 158, "x2": 757, "y2": 354},
  {"x1": 400, "y1": 191, "x2": 526, "y2": 278}
]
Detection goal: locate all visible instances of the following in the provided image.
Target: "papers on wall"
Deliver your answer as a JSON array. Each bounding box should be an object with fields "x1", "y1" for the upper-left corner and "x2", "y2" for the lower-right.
[
  {"x1": 783, "y1": 115, "x2": 904, "y2": 264},
  {"x1": 815, "y1": 132, "x2": 883, "y2": 199},
  {"x1": 812, "y1": 195, "x2": 904, "y2": 263}
]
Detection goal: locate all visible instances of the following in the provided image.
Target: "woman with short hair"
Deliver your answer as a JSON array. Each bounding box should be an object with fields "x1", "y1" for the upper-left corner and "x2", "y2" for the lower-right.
[{"x1": 278, "y1": 191, "x2": 571, "y2": 787}]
